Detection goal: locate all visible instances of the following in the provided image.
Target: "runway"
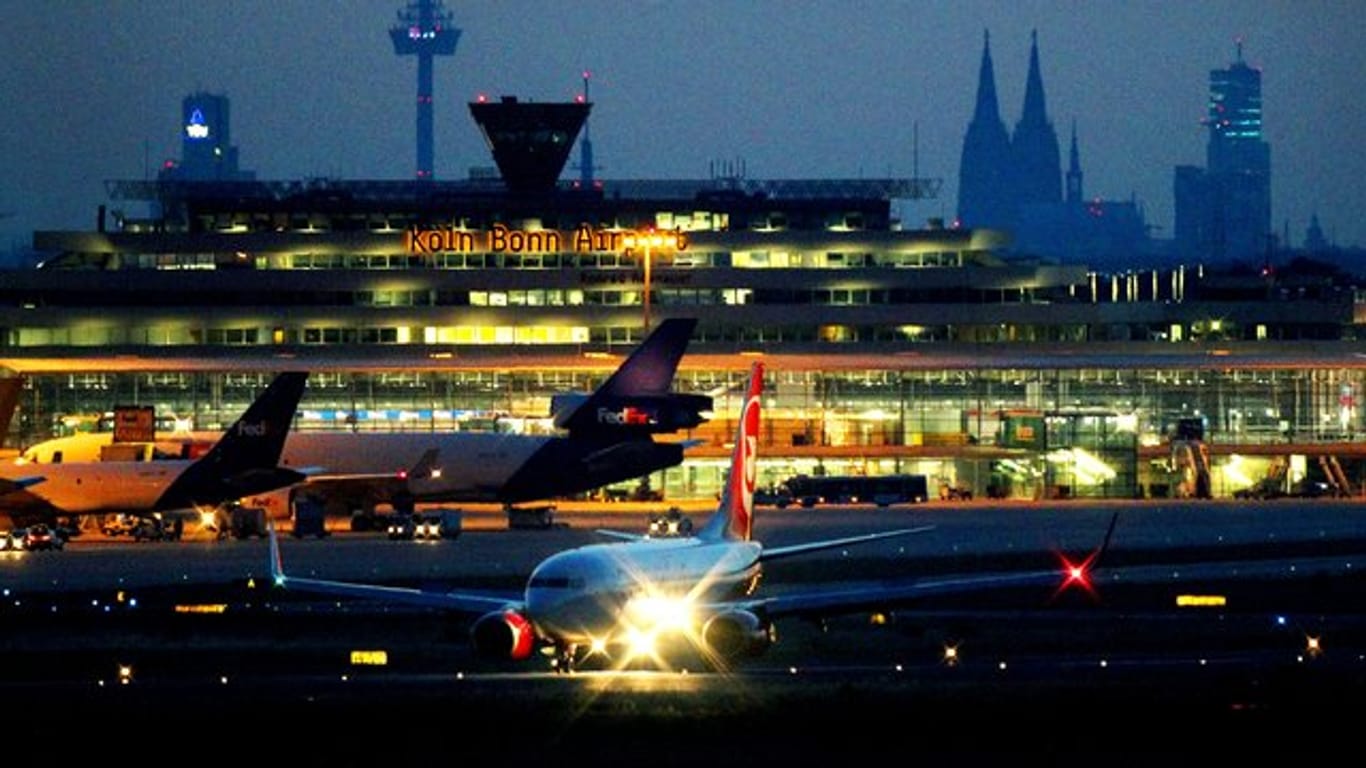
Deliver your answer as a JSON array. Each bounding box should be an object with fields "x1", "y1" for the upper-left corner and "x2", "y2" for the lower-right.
[{"x1": 3, "y1": 499, "x2": 1365, "y2": 762}]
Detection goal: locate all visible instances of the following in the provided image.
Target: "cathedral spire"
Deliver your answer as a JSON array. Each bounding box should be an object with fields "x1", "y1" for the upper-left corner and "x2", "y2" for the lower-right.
[
  {"x1": 971, "y1": 29, "x2": 1004, "y2": 125},
  {"x1": 1066, "y1": 119, "x2": 1083, "y2": 205},
  {"x1": 1019, "y1": 30, "x2": 1049, "y2": 129},
  {"x1": 957, "y1": 29, "x2": 1015, "y2": 228},
  {"x1": 1011, "y1": 29, "x2": 1062, "y2": 206}
]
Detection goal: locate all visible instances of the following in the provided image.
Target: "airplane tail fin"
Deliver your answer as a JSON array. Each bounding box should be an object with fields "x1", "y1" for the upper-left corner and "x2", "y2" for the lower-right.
[
  {"x1": 155, "y1": 372, "x2": 309, "y2": 510},
  {"x1": 551, "y1": 317, "x2": 707, "y2": 435},
  {"x1": 698, "y1": 360, "x2": 764, "y2": 543},
  {"x1": 404, "y1": 448, "x2": 441, "y2": 481}
]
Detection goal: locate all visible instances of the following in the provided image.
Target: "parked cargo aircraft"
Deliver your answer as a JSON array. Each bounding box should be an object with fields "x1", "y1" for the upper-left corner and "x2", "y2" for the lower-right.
[
  {"x1": 13, "y1": 318, "x2": 710, "y2": 526},
  {"x1": 268, "y1": 361, "x2": 1115, "y2": 672},
  {"x1": 0, "y1": 372, "x2": 309, "y2": 528}
]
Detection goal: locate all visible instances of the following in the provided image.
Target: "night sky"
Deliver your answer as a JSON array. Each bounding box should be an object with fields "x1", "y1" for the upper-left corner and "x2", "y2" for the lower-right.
[{"x1": 2, "y1": 1, "x2": 1363, "y2": 260}]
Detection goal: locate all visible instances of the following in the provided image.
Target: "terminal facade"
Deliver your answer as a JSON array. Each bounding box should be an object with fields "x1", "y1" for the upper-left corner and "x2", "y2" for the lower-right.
[{"x1": 2, "y1": 97, "x2": 1364, "y2": 503}]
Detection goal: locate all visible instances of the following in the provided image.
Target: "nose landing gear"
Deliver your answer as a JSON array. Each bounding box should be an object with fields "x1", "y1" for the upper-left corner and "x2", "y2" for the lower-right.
[{"x1": 551, "y1": 643, "x2": 580, "y2": 674}]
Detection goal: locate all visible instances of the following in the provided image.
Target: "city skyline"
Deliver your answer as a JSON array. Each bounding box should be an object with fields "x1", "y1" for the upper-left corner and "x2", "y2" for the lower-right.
[{"x1": 2, "y1": 1, "x2": 1364, "y2": 259}]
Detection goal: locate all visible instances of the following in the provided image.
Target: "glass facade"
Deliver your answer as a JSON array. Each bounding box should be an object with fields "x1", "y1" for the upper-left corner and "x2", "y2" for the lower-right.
[{"x1": 2, "y1": 175, "x2": 1363, "y2": 505}]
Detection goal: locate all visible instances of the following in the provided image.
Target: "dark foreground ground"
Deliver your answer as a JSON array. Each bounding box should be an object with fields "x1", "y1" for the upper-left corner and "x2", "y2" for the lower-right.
[{"x1": 4, "y1": 501, "x2": 1366, "y2": 763}]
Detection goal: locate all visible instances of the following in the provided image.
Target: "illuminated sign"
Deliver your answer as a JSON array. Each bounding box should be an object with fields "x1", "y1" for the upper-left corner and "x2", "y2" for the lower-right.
[
  {"x1": 185, "y1": 108, "x2": 210, "y2": 140},
  {"x1": 1175, "y1": 594, "x2": 1227, "y2": 607},
  {"x1": 113, "y1": 405, "x2": 155, "y2": 443},
  {"x1": 174, "y1": 604, "x2": 228, "y2": 614},
  {"x1": 350, "y1": 650, "x2": 389, "y2": 666},
  {"x1": 406, "y1": 224, "x2": 688, "y2": 256}
]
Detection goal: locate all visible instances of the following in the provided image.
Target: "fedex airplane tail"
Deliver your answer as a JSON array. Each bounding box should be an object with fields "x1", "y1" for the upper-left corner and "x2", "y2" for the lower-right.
[
  {"x1": 154, "y1": 371, "x2": 309, "y2": 511},
  {"x1": 551, "y1": 317, "x2": 710, "y2": 437},
  {"x1": 699, "y1": 360, "x2": 763, "y2": 544}
]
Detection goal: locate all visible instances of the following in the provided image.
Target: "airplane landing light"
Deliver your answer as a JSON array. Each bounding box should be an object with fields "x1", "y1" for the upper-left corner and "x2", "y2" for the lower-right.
[
  {"x1": 624, "y1": 595, "x2": 694, "y2": 633},
  {"x1": 624, "y1": 627, "x2": 656, "y2": 659}
]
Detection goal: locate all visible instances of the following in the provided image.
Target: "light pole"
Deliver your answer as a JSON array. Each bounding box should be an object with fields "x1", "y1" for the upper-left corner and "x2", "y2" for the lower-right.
[
  {"x1": 625, "y1": 228, "x2": 680, "y2": 335},
  {"x1": 643, "y1": 233, "x2": 654, "y2": 333}
]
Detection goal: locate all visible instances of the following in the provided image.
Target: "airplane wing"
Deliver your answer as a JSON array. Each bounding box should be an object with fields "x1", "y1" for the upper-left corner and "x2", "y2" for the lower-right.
[
  {"x1": 266, "y1": 525, "x2": 521, "y2": 615},
  {"x1": 759, "y1": 525, "x2": 936, "y2": 563},
  {"x1": 595, "y1": 529, "x2": 645, "y2": 541},
  {"x1": 745, "y1": 567, "x2": 1086, "y2": 621},
  {"x1": 743, "y1": 512, "x2": 1117, "y2": 620},
  {"x1": 0, "y1": 475, "x2": 45, "y2": 493}
]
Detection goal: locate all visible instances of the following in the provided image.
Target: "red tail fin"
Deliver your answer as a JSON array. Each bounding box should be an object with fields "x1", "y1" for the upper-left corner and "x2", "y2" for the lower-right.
[{"x1": 701, "y1": 361, "x2": 763, "y2": 542}]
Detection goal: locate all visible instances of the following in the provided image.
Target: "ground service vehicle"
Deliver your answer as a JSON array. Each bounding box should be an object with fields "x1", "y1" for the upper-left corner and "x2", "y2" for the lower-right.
[
  {"x1": 22, "y1": 523, "x2": 64, "y2": 550},
  {"x1": 0, "y1": 529, "x2": 24, "y2": 550},
  {"x1": 414, "y1": 509, "x2": 462, "y2": 540}
]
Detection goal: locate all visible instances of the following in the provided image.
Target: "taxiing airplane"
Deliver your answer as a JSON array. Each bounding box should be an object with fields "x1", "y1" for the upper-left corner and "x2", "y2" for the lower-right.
[
  {"x1": 268, "y1": 361, "x2": 1115, "y2": 672},
  {"x1": 14, "y1": 318, "x2": 709, "y2": 525},
  {"x1": 0, "y1": 371, "x2": 309, "y2": 528}
]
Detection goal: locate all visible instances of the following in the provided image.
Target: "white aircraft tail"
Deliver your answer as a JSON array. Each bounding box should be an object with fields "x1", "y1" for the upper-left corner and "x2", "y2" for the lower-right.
[{"x1": 698, "y1": 360, "x2": 763, "y2": 543}]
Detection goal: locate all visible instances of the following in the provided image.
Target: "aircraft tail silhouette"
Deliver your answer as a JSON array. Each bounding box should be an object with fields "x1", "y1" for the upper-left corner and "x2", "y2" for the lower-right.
[{"x1": 154, "y1": 371, "x2": 309, "y2": 511}]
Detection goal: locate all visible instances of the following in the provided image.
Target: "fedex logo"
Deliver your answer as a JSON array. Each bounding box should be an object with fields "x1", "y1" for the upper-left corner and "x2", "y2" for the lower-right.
[
  {"x1": 596, "y1": 407, "x2": 656, "y2": 426},
  {"x1": 236, "y1": 420, "x2": 269, "y2": 437}
]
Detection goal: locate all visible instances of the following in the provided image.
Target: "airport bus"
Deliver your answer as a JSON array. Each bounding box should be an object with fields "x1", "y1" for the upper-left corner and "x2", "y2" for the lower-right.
[{"x1": 781, "y1": 473, "x2": 930, "y2": 507}]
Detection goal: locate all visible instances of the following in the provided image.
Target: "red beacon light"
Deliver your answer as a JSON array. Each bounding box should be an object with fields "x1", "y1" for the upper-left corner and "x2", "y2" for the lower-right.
[{"x1": 1052, "y1": 513, "x2": 1117, "y2": 601}]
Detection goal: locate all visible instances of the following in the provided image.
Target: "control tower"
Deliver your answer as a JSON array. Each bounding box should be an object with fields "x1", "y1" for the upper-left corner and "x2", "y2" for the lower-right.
[
  {"x1": 390, "y1": 1, "x2": 460, "y2": 180},
  {"x1": 469, "y1": 96, "x2": 591, "y2": 194}
]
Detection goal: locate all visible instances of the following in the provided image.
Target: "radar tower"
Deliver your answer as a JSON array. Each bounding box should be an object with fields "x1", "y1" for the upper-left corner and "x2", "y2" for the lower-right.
[{"x1": 390, "y1": 1, "x2": 460, "y2": 180}]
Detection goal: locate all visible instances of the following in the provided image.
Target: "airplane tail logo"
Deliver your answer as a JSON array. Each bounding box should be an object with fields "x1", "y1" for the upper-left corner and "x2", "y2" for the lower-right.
[
  {"x1": 703, "y1": 361, "x2": 763, "y2": 543},
  {"x1": 154, "y1": 371, "x2": 308, "y2": 511},
  {"x1": 553, "y1": 317, "x2": 698, "y2": 435}
]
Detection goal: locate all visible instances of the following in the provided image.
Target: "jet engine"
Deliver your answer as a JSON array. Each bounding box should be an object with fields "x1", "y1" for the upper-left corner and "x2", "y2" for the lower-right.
[
  {"x1": 470, "y1": 609, "x2": 537, "y2": 660},
  {"x1": 701, "y1": 610, "x2": 776, "y2": 660}
]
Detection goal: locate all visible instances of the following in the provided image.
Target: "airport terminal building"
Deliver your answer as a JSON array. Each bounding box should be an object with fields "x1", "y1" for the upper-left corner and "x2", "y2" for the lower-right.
[{"x1": 3, "y1": 98, "x2": 1366, "y2": 502}]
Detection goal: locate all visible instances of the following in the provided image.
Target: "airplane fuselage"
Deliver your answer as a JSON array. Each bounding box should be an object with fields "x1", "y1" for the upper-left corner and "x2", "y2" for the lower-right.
[
  {"x1": 278, "y1": 431, "x2": 547, "y2": 497},
  {"x1": 524, "y1": 538, "x2": 764, "y2": 647},
  {"x1": 17, "y1": 429, "x2": 685, "y2": 511},
  {"x1": 19, "y1": 431, "x2": 541, "y2": 485},
  {"x1": 0, "y1": 460, "x2": 197, "y2": 514}
]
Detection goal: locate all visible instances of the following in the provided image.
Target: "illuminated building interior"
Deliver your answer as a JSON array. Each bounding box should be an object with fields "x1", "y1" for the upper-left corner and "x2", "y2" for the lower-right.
[{"x1": 3, "y1": 98, "x2": 1366, "y2": 503}]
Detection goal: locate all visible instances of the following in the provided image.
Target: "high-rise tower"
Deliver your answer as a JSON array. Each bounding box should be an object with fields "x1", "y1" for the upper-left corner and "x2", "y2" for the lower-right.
[
  {"x1": 1011, "y1": 31, "x2": 1062, "y2": 208},
  {"x1": 956, "y1": 31, "x2": 1014, "y2": 229},
  {"x1": 390, "y1": 1, "x2": 460, "y2": 181},
  {"x1": 1205, "y1": 40, "x2": 1271, "y2": 261},
  {"x1": 159, "y1": 92, "x2": 254, "y2": 182},
  {"x1": 1175, "y1": 40, "x2": 1272, "y2": 262}
]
